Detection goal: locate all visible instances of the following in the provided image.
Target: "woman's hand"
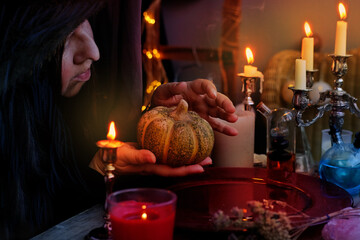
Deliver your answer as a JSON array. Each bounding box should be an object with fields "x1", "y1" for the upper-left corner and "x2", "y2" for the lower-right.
[
  {"x1": 90, "y1": 142, "x2": 212, "y2": 177},
  {"x1": 151, "y1": 79, "x2": 238, "y2": 136}
]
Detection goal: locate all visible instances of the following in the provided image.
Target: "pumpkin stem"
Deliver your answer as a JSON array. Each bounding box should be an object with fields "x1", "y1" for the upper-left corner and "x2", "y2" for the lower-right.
[{"x1": 170, "y1": 99, "x2": 189, "y2": 120}]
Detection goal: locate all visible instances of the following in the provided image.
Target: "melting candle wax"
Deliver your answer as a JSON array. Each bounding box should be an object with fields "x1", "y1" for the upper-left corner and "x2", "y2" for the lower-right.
[{"x1": 96, "y1": 139, "x2": 123, "y2": 148}]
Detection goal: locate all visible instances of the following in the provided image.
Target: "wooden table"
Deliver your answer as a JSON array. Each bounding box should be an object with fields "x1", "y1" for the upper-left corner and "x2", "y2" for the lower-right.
[{"x1": 30, "y1": 204, "x2": 104, "y2": 240}]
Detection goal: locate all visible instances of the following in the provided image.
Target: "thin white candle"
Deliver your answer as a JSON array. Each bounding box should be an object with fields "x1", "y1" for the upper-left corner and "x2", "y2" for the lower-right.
[
  {"x1": 294, "y1": 59, "x2": 306, "y2": 90},
  {"x1": 334, "y1": 3, "x2": 347, "y2": 55},
  {"x1": 301, "y1": 22, "x2": 314, "y2": 71}
]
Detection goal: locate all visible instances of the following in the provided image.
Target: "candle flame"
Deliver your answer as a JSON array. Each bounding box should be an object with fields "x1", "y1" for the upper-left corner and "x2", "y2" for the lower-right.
[
  {"x1": 245, "y1": 47, "x2": 254, "y2": 64},
  {"x1": 141, "y1": 212, "x2": 147, "y2": 220},
  {"x1": 304, "y1": 21, "x2": 312, "y2": 37},
  {"x1": 338, "y1": 3, "x2": 347, "y2": 20},
  {"x1": 107, "y1": 121, "x2": 116, "y2": 140}
]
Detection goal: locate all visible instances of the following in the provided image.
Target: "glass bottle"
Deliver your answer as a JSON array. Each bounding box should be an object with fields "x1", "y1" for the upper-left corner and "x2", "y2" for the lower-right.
[
  {"x1": 257, "y1": 102, "x2": 296, "y2": 172},
  {"x1": 319, "y1": 132, "x2": 360, "y2": 195}
]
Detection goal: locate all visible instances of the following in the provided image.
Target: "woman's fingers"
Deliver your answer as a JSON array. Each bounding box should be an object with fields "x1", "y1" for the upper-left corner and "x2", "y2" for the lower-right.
[
  {"x1": 206, "y1": 117, "x2": 238, "y2": 136},
  {"x1": 198, "y1": 157, "x2": 213, "y2": 166},
  {"x1": 187, "y1": 79, "x2": 217, "y2": 99},
  {"x1": 113, "y1": 146, "x2": 213, "y2": 177},
  {"x1": 151, "y1": 82, "x2": 187, "y2": 107},
  {"x1": 115, "y1": 144, "x2": 156, "y2": 167}
]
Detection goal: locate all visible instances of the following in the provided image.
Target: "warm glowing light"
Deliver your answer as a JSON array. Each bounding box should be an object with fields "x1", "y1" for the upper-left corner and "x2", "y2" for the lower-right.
[
  {"x1": 142, "y1": 205, "x2": 147, "y2": 210},
  {"x1": 145, "y1": 50, "x2": 153, "y2": 59},
  {"x1": 146, "y1": 80, "x2": 161, "y2": 94},
  {"x1": 141, "y1": 105, "x2": 147, "y2": 111},
  {"x1": 96, "y1": 121, "x2": 122, "y2": 148},
  {"x1": 143, "y1": 49, "x2": 161, "y2": 59},
  {"x1": 143, "y1": 11, "x2": 155, "y2": 24},
  {"x1": 141, "y1": 212, "x2": 147, "y2": 220},
  {"x1": 245, "y1": 47, "x2": 254, "y2": 64},
  {"x1": 146, "y1": 87, "x2": 153, "y2": 94},
  {"x1": 304, "y1": 22, "x2": 312, "y2": 37},
  {"x1": 152, "y1": 49, "x2": 161, "y2": 59},
  {"x1": 339, "y1": 3, "x2": 346, "y2": 20},
  {"x1": 107, "y1": 121, "x2": 116, "y2": 140}
]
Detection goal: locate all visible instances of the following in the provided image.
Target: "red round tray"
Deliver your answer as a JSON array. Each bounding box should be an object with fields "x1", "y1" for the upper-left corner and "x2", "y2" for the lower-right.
[{"x1": 168, "y1": 167, "x2": 352, "y2": 231}]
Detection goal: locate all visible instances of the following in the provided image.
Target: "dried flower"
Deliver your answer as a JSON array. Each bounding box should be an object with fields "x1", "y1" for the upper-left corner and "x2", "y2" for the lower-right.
[
  {"x1": 212, "y1": 199, "x2": 360, "y2": 240},
  {"x1": 212, "y1": 210, "x2": 231, "y2": 230}
]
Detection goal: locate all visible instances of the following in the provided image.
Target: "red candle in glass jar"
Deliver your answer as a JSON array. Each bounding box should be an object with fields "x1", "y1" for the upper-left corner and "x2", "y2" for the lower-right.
[{"x1": 110, "y1": 200, "x2": 175, "y2": 240}]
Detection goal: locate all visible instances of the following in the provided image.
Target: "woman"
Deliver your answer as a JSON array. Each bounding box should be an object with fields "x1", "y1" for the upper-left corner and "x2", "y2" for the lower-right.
[
  {"x1": 0, "y1": 1, "x2": 108, "y2": 239},
  {"x1": 0, "y1": 0, "x2": 238, "y2": 239}
]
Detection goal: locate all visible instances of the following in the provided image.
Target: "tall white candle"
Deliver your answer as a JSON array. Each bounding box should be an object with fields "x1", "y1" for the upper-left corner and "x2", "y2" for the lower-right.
[
  {"x1": 294, "y1": 59, "x2": 306, "y2": 90},
  {"x1": 301, "y1": 22, "x2": 314, "y2": 71},
  {"x1": 334, "y1": 3, "x2": 347, "y2": 55},
  {"x1": 335, "y1": 21, "x2": 347, "y2": 55}
]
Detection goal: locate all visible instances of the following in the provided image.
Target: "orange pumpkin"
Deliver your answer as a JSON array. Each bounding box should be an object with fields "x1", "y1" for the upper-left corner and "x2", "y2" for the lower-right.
[{"x1": 137, "y1": 99, "x2": 214, "y2": 167}]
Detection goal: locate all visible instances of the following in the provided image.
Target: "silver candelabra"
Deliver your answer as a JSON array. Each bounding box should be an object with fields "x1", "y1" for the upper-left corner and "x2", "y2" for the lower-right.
[{"x1": 290, "y1": 54, "x2": 360, "y2": 144}]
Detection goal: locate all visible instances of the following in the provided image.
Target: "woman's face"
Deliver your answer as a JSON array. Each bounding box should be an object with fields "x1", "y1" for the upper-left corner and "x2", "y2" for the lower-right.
[{"x1": 61, "y1": 20, "x2": 100, "y2": 97}]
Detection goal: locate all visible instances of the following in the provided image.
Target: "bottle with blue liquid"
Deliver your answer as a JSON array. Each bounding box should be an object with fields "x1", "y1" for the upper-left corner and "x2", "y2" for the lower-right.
[{"x1": 319, "y1": 131, "x2": 360, "y2": 195}]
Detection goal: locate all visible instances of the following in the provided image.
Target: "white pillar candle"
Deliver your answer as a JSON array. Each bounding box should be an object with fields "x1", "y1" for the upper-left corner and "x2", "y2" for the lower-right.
[
  {"x1": 212, "y1": 105, "x2": 255, "y2": 167},
  {"x1": 294, "y1": 59, "x2": 306, "y2": 90}
]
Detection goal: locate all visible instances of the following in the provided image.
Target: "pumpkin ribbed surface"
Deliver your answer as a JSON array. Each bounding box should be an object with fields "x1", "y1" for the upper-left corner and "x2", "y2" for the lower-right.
[{"x1": 137, "y1": 99, "x2": 214, "y2": 167}]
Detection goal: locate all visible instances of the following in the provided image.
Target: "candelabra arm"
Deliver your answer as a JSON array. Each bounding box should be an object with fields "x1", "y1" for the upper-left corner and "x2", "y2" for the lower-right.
[
  {"x1": 296, "y1": 103, "x2": 332, "y2": 127},
  {"x1": 318, "y1": 90, "x2": 331, "y2": 104},
  {"x1": 343, "y1": 93, "x2": 360, "y2": 118}
]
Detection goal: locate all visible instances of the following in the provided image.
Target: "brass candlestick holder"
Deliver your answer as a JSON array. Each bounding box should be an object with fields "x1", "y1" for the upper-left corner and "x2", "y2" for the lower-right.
[
  {"x1": 86, "y1": 122, "x2": 123, "y2": 240},
  {"x1": 290, "y1": 54, "x2": 360, "y2": 144}
]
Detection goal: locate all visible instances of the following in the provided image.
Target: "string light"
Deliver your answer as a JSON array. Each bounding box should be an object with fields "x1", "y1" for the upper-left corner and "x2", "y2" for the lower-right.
[
  {"x1": 143, "y1": 49, "x2": 161, "y2": 59},
  {"x1": 152, "y1": 49, "x2": 161, "y2": 59},
  {"x1": 143, "y1": 11, "x2": 155, "y2": 24},
  {"x1": 144, "y1": 49, "x2": 153, "y2": 59},
  {"x1": 146, "y1": 80, "x2": 161, "y2": 94}
]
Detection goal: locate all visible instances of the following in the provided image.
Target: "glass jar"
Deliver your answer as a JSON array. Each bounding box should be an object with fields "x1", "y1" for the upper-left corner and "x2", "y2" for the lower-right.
[{"x1": 257, "y1": 102, "x2": 296, "y2": 172}]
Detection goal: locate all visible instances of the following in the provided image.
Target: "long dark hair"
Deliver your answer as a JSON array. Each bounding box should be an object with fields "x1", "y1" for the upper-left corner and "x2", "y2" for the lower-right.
[{"x1": 0, "y1": 1, "x2": 104, "y2": 238}]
